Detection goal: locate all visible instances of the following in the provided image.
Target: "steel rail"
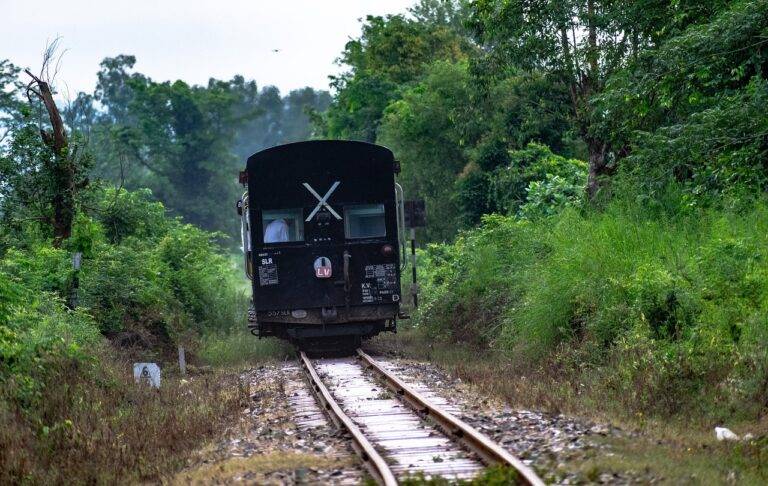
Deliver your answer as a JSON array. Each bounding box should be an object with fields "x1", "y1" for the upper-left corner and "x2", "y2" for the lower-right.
[
  {"x1": 357, "y1": 349, "x2": 545, "y2": 486},
  {"x1": 298, "y1": 351, "x2": 397, "y2": 486}
]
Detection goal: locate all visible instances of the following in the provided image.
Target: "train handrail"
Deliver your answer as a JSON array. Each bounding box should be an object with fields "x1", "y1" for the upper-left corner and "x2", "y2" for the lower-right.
[
  {"x1": 240, "y1": 192, "x2": 253, "y2": 280},
  {"x1": 343, "y1": 250, "x2": 352, "y2": 315}
]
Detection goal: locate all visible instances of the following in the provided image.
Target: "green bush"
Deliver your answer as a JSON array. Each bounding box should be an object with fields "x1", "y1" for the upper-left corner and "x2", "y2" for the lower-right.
[
  {"x1": 0, "y1": 269, "x2": 101, "y2": 408},
  {"x1": 416, "y1": 196, "x2": 768, "y2": 418},
  {"x1": 70, "y1": 189, "x2": 248, "y2": 343},
  {"x1": 0, "y1": 187, "x2": 252, "y2": 483},
  {"x1": 416, "y1": 214, "x2": 540, "y2": 346},
  {"x1": 457, "y1": 143, "x2": 587, "y2": 227},
  {"x1": 1, "y1": 187, "x2": 249, "y2": 391},
  {"x1": 97, "y1": 188, "x2": 170, "y2": 244}
]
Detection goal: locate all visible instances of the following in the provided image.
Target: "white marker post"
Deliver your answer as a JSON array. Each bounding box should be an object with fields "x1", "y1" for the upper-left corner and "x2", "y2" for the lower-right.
[
  {"x1": 69, "y1": 252, "x2": 82, "y2": 309},
  {"x1": 410, "y1": 227, "x2": 418, "y2": 308},
  {"x1": 178, "y1": 345, "x2": 186, "y2": 376}
]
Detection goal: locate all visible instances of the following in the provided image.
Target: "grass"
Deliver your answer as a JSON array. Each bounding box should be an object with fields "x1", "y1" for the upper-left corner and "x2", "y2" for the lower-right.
[
  {"x1": 0, "y1": 190, "x2": 288, "y2": 484},
  {"x1": 173, "y1": 451, "x2": 353, "y2": 484},
  {"x1": 578, "y1": 429, "x2": 768, "y2": 484},
  {"x1": 415, "y1": 202, "x2": 768, "y2": 420},
  {"x1": 0, "y1": 351, "x2": 248, "y2": 484},
  {"x1": 198, "y1": 332, "x2": 293, "y2": 368}
]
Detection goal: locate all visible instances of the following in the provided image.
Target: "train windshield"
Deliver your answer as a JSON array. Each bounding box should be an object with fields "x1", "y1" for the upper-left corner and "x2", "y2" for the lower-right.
[
  {"x1": 344, "y1": 204, "x2": 386, "y2": 239},
  {"x1": 262, "y1": 208, "x2": 304, "y2": 243}
]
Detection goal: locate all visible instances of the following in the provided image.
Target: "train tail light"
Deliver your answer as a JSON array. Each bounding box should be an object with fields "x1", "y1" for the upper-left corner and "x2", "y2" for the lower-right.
[
  {"x1": 381, "y1": 244, "x2": 395, "y2": 257},
  {"x1": 314, "y1": 256, "x2": 332, "y2": 278}
]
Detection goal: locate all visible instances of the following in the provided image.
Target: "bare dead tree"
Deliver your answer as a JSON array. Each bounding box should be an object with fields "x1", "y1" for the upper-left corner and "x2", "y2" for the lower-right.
[{"x1": 24, "y1": 39, "x2": 77, "y2": 246}]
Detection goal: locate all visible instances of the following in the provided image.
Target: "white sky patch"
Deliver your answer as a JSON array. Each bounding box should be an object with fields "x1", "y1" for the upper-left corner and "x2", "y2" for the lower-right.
[{"x1": 3, "y1": 0, "x2": 414, "y2": 98}]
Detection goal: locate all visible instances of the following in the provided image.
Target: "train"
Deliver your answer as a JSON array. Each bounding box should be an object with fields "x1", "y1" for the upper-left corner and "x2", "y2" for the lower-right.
[{"x1": 237, "y1": 140, "x2": 407, "y2": 351}]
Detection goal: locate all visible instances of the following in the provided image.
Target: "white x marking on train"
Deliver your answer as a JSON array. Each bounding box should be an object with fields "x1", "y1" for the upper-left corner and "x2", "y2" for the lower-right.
[{"x1": 303, "y1": 181, "x2": 341, "y2": 222}]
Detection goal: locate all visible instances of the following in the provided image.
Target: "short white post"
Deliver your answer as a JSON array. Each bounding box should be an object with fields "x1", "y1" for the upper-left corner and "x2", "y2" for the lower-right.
[{"x1": 178, "y1": 345, "x2": 186, "y2": 376}]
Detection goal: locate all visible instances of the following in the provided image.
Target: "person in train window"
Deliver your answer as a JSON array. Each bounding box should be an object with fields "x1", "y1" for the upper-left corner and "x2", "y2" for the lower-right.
[{"x1": 264, "y1": 218, "x2": 289, "y2": 243}]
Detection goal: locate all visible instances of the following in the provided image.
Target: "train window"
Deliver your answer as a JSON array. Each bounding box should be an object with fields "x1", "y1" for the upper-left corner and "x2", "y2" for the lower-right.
[
  {"x1": 262, "y1": 208, "x2": 304, "y2": 243},
  {"x1": 345, "y1": 204, "x2": 386, "y2": 239}
]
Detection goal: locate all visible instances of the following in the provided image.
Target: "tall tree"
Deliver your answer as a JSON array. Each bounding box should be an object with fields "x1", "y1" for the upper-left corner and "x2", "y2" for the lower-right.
[
  {"x1": 409, "y1": 0, "x2": 470, "y2": 32},
  {"x1": 0, "y1": 49, "x2": 90, "y2": 246},
  {"x1": 379, "y1": 61, "x2": 478, "y2": 240},
  {"x1": 323, "y1": 13, "x2": 475, "y2": 141},
  {"x1": 468, "y1": 0, "x2": 665, "y2": 199},
  {"x1": 24, "y1": 65, "x2": 74, "y2": 244},
  {"x1": 232, "y1": 84, "x2": 331, "y2": 161},
  {"x1": 84, "y1": 57, "x2": 260, "y2": 234},
  {"x1": 598, "y1": 0, "x2": 768, "y2": 200},
  {"x1": 78, "y1": 56, "x2": 330, "y2": 235}
]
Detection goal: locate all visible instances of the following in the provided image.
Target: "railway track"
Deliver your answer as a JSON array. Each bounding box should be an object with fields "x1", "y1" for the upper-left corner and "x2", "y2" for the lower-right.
[{"x1": 299, "y1": 350, "x2": 544, "y2": 485}]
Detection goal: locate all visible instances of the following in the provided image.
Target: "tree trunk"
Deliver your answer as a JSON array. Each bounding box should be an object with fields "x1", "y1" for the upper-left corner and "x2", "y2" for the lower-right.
[
  {"x1": 25, "y1": 69, "x2": 74, "y2": 246},
  {"x1": 586, "y1": 139, "x2": 609, "y2": 201},
  {"x1": 51, "y1": 158, "x2": 75, "y2": 244}
]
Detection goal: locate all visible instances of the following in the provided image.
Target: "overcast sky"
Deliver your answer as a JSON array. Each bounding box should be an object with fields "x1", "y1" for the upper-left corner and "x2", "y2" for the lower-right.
[{"x1": 3, "y1": 0, "x2": 415, "y2": 98}]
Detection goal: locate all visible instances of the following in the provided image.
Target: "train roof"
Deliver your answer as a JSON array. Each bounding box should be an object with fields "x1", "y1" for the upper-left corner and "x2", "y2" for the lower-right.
[{"x1": 246, "y1": 140, "x2": 394, "y2": 173}]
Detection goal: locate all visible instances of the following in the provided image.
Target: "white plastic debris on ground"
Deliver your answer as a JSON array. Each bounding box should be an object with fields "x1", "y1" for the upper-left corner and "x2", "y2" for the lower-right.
[{"x1": 714, "y1": 427, "x2": 739, "y2": 441}]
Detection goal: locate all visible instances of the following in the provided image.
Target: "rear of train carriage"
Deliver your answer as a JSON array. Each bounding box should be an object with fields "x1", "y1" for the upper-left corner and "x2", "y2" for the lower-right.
[{"x1": 238, "y1": 140, "x2": 406, "y2": 348}]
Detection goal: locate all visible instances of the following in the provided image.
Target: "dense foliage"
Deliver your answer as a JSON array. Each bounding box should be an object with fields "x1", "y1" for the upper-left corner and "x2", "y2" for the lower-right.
[
  {"x1": 0, "y1": 186, "x2": 249, "y2": 481},
  {"x1": 1, "y1": 1, "x2": 767, "y2": 479},
  {"x1": 1, "y1": 185, "x2": 244, "y2": 380},
  {"x1": 0, "y1": 35, "x2": 326, "y2": 481},
  {"x1": 316, "y1": 0, "x2": 768, "y2": 420},
  {"x1": 66, "y1": 55, "x2": 330, "y2": 236},
  {"x1": 322, "y1": 7, "x2": 474, "y2": 143},
  {"x1": 417, "y1": 201, "x2": 768, "y2": 418},
  {"x1": 320, "y1": 0, "x2": 768, "y2": 240}
]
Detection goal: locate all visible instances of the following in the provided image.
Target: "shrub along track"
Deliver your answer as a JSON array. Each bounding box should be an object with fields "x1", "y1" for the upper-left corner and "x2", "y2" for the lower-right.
[{"x1": 299, "y1": 349, "x2": 544, "y2": 485}]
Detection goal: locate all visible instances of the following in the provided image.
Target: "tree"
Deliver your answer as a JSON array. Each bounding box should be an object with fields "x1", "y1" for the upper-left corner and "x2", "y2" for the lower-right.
[
  {"x1": 323, "y1": 13, "x2": 474, "y2": 141},
  {"x1": 468, "y1": 0, "x2": 665, "y2": 199},
  {"x1": 409, "y1": 0, "x2": 470, "y2": 32},
  {"x1": 78, "y1": 57, "x2": 331, "y2": 236},
  {"x1": 0, "y1": 46, "x2": 90, "y2": 247},
  {"x1": 81, "y1": 57, "x2": 261, "y2": 234},
  {"x1": 281, "y1": 87, "x2": 332, "y2": 142},
  {"x1": 113, "y1": 77, "x2": 248, "y2": 232},
  {"x1": 379, "y1": 58, "x2": 577, "y2": 237},
  {"x1": 596, "y1": 0, "x2": 768, "y2": 202},
  {"x1": 24, "y1": 66, "x2": 75, "y2": 244},
  {"x1": 379, "y1": 61, "x2": 479, "y2": 240},
  {"x1": 0, "y1": 60, "x2": 23, "y2": 143},
  {"x1": 232, "y1": 84, "x2": 331, "y2": 161}
]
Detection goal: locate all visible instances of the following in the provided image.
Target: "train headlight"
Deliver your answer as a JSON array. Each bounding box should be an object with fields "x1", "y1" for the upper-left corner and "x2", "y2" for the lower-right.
[{"x1": 381, "y1": 244, "x2": 395, "y2": 257}]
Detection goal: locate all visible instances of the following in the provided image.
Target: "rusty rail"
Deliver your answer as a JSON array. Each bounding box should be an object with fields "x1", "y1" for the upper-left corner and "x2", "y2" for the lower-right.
[
  {"x1": 298, "y1": 351, "x2": 397, "y2": 486},
  {"x1": 357, "y1": 349, "x2": 545, "y2": 486}
]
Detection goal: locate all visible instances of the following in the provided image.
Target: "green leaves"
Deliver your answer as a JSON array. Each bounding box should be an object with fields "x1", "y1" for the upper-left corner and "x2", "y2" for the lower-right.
[
  {"x1": 596, "y1": 0, "x2": 768, "y2": 202},
  {"x1": 458, "y1": 142, "x2": 587, "y2": 224},
  {"x1": 0, "y1": 186, "x2": 245, "y2": 414},
  {"x1": 323, "y1": 11, "x2": 474, "y2": 142},
  {"x1": 417, "y1": 195, "x2": 768, "y2": 416},
  {"x1": 0, "y1": 273, "x2": 23, "y2": 328}
]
